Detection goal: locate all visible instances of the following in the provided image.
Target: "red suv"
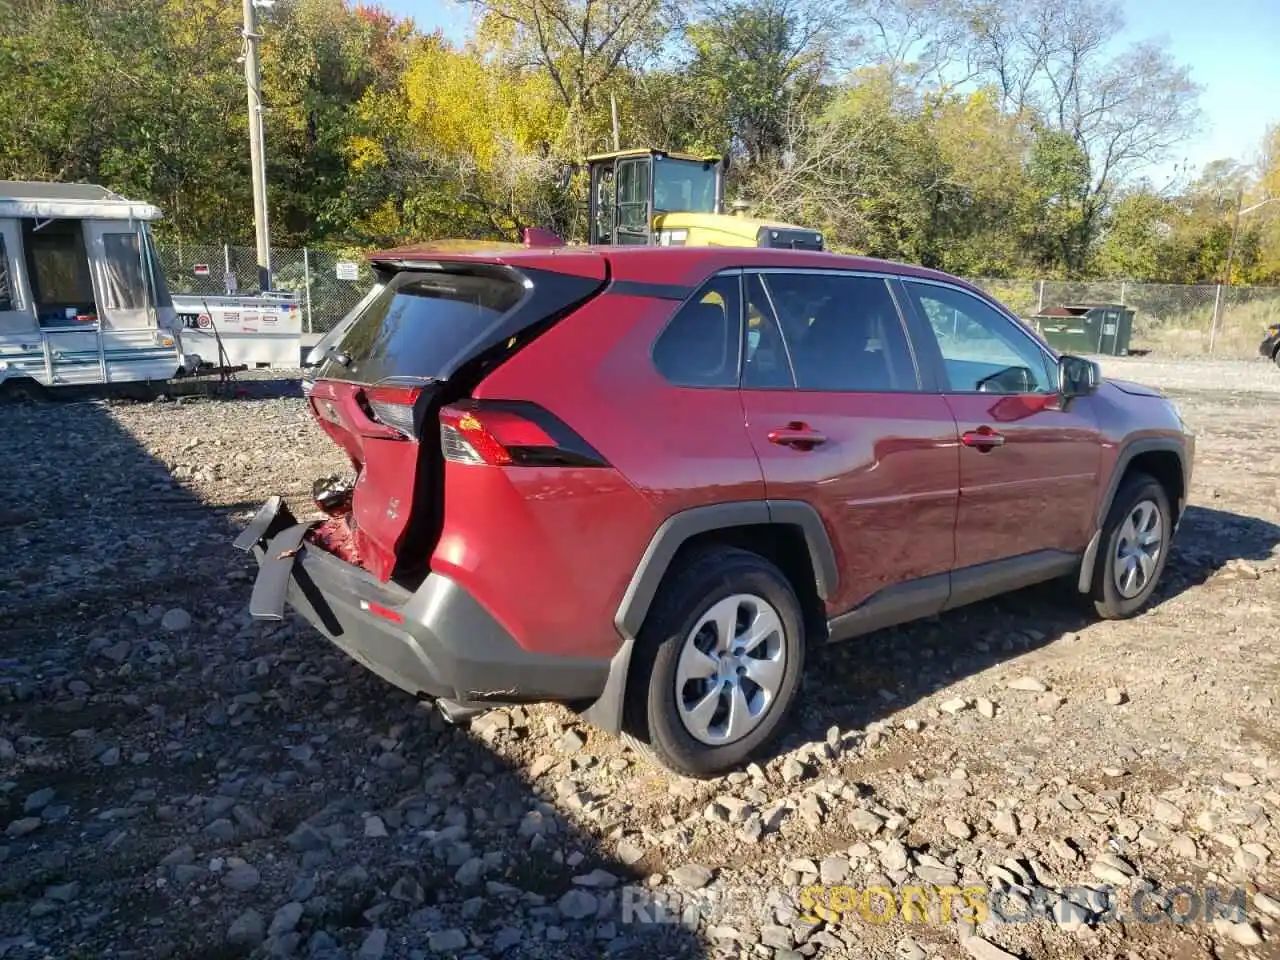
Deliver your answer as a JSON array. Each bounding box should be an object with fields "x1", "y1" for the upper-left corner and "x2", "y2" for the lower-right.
[{"x1": 237, "y1": 246, "x2": 1194, "y2": 777}]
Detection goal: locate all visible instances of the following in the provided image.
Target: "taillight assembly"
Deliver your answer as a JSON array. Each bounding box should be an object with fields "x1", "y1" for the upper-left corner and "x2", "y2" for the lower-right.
[
  {"x1": 438, "y1": 401, "x2": 609, "y2": 468},
  {"x1": 366, "y1": 383, "x2": 423, "y2": 438}
]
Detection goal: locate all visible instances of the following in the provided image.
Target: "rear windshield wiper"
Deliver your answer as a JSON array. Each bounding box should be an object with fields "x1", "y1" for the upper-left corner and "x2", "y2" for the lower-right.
[{"x1": 323, "y1": 345, "x2": 351, "y2": 367}]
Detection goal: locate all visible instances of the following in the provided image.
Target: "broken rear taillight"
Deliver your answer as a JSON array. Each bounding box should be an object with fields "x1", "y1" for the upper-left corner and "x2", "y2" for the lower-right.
[
  {"x1": 438, "y1": 402, "x2": 609, "y2": 468},
  {"x1": 312, "y1": 474, "x2": 353, "y2": 515},
  {"x1": 366, "y1": 382, "x2": 425, "y2": 438}
]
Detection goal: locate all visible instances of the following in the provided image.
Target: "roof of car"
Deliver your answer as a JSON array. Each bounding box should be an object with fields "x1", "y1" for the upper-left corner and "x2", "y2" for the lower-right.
[{"x1": 367, "y1": 242, "x2": 960, "y2": 284}]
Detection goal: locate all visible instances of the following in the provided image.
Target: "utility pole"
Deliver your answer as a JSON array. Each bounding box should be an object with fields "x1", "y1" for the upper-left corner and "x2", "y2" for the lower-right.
[
  {"x1": 242, "y1": 0, "x2": 271, "y2": 292},
  {"x1": 1212, "y1": 192, "x2": 1279, "y2": 352}
]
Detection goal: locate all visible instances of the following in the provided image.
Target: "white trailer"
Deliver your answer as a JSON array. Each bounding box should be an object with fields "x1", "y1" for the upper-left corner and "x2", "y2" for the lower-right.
[
  {"x1": 172, "y1": 291, "x2": 302, "y2": 370},
  {"x1": 0, "y1": 181, "x2": 187, "y2": 398}
]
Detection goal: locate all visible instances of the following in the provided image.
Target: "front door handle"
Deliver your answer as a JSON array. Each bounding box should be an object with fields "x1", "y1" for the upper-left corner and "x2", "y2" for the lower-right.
[
  {"x1": 767, "y1": 422, "x2": 828, "y2": 450},
  {"x1": 962, "y1": 427, "x2": 1005, "y2": 451}
]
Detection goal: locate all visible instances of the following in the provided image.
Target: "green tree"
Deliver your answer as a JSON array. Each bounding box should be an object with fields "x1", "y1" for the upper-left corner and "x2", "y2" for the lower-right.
[{"x1": 683, "y1": 0, "x2": 835, "y2": 165}]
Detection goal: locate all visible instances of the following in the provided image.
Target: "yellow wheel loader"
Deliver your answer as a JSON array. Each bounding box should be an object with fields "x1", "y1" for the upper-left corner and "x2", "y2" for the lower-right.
[{"x1": 585, "y1": 148, "x2": 824, "y2": 250}]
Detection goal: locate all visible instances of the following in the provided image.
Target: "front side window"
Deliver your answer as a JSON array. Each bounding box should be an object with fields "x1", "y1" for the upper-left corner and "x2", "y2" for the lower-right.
[
  {"x1": 101, "y1": 233, "x2": 145, "y2": 310},
  {"x1": 751, "y1": 272, "x2": 918, "y2": 392},
  {"x1": 652, "y1": 274, "x2": 741, "y2": 387},
  {"x1": 653, "y1": 158, "x2": 717, "y2": 215},
  {"x1": 905, "y1": 282, "x2": 1055, "y2": 394}
]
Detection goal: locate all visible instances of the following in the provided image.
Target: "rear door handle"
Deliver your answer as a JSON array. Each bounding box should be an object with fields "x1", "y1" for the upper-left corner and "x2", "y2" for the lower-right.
[
  {"x1": 962, "y1": 427, "x2": 1005, "y2": 451},
  {"x1": 767, "y1": 422, "x2": 828, "y2": 450}
]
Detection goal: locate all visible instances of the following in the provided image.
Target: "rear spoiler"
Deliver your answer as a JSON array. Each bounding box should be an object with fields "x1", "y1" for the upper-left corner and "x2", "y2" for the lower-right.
[{"x1": 521, "y1": 227, "x2": 565, "y2": 248}]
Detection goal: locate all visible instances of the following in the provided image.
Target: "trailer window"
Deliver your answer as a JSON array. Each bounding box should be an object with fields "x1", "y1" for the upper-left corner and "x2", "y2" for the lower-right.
[
  {"x1": 101, "y1": 233, "x2": 145, "y2": 310},
  {"x1": 24, "y1": 219, "x2": 94, "y2": 319},
  {"x1": 0, "y1": 235, "x2": 13, "y2": 311}
]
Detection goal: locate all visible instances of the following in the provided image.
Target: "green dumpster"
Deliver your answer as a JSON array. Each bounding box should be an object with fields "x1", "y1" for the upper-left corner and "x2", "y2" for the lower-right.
[{"x1": 1029, "y1": 303, "x2": 1135, "y2": 356}]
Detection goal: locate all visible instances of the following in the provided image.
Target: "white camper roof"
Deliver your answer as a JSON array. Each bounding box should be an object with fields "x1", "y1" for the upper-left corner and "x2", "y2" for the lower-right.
[{"x1": 0, "y1": 180, "x2": 163, "y2": 222}]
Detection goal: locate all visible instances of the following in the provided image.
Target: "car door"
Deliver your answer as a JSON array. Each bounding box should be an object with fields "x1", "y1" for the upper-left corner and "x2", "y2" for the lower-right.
[
  {"x1": 739, "y1": 269, "x2": 960, "y2": 632},
  {"x1": 899, "y1": 279, "x2": 1102, "y2": 577}
]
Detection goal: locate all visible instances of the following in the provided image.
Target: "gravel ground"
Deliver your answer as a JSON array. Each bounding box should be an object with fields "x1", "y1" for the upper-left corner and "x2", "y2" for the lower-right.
[{"x1": 2, "y1": 357, "x2": 1279, "y2": 960}]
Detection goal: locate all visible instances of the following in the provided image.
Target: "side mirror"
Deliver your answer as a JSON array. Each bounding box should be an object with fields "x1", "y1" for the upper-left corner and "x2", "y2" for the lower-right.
[
  {"x1": 1058, "y1": 354, "x2": 1101, "y2": 397},
  {"x1": 556, "y1": 164, "x2": 576, "y2": 190}
]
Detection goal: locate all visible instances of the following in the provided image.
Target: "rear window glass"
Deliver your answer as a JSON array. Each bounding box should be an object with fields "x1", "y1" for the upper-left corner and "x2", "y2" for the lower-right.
[{"x1": 318, "y1": 270, "x2": 526, "y2": 383}]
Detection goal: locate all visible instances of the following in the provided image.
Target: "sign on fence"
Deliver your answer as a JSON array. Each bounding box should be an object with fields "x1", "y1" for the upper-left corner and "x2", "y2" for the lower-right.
[
  {"x1": 335, "y1": 261, "x2": 359, "y2": 281},
  {"x1": 193, "y1": 264, "x2": 210, "y2": 277}
]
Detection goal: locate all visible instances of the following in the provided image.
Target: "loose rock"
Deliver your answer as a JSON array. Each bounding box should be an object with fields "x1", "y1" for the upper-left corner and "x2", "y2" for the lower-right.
[
  {"x1": 670, "y1": 863, "x2": 714, "y2": 889},
  {"x1": 161, "y1": 607, "x2": 192, "y2": 631},
  {"x1": 1090, "y1": 853, "x2": 1136, "y2": 885},
  {"x1": 557, "y1": 889, "x2": 599, "y2": 920},
  {"x1": 1007, "y1": 676, "x2": 1048, "y2": 692},
  {"x1": 227, "y1": 910, "x2": 265, "y2": 948},
  {"x1": 963, "y1": 936, "x2": 1021, "y2": 960},
  {"x1": 269, "y1": 902, "x2": 304, "y2": 937},
  {"x1": 221, "y1": 863, "x2": 261, "y2": 892},
  {"x1": 991, "y1": 810, "x2": 1019, "y2": 837},
  {"x1": 358, "y1": 928, "x2": 389, "y2": 960}
]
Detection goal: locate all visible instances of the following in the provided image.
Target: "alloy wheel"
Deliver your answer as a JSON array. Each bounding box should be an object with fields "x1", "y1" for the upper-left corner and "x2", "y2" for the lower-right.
[
  {"x1": 1113, "y1": 499, "x2": 1164, "y2": 599},
  {"x1": 675, "y1": 593, "x2": 787, "y2": 746}
]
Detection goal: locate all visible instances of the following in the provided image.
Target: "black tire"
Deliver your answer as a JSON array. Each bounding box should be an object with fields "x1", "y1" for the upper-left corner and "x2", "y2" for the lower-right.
[
  {"x1": 623, "y1": 544, "x2": 806, "y2": 778},
  {"x1": 1090, "y1": 472, "x2": 1172, "y2": 619}
]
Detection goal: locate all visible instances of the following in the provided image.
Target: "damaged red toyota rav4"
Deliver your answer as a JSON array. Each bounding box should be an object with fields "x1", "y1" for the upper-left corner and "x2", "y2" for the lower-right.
[{"x1": 236, "y1": 244, "x2": 1194, "y2": 778}]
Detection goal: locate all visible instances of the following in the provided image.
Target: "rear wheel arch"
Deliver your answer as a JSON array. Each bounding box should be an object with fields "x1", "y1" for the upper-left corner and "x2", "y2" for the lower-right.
[
  {"x1": 581, "y1": 501, "x2": 835, "y2": 735},
  {"x1": 614, "y1": 501, "x2": 835, "y2": 641}
]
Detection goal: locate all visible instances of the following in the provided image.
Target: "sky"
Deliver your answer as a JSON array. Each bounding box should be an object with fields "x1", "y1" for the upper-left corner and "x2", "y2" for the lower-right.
[{"x1": 376, "y1": 0, "x2": 1280, "y2": 181}]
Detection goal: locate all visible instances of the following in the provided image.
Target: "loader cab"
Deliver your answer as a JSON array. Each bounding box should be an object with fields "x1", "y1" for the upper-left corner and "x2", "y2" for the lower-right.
[
  {"x1": 585, "y1": 147, "x2": 824, "y2": 250},
  {"x1": 588, "y1": 148, "x2": 723, "y2": 246}
]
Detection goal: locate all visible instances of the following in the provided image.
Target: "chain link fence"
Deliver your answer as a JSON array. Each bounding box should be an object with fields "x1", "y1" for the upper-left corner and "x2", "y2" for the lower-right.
[
  {"x1": 156, "y1": 243, "x2": 377, "y2": 336},
  {"x1": 156, "y1": 243, "x2": 1280, "y2": 357},
  {"x1": 963, "y1": 278, "x2": 1280, "y2": 358}
]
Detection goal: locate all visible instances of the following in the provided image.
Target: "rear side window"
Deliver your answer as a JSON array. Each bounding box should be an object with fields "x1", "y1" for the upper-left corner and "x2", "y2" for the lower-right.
[
  {"x1": 755, "y1": 273, "x2": 918, "y2": 392},
  {"x1": 319, "y1": 269, "x2": 526, "y2": 383},
  {"x1": 651, "y1": 274, "x2": 741, "y2": 387}
]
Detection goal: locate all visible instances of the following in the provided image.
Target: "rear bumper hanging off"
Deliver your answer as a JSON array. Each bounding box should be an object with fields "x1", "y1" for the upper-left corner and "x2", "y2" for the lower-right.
[{"x1": 233, "y1": 497, "x2": 610, "y2": 707}]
